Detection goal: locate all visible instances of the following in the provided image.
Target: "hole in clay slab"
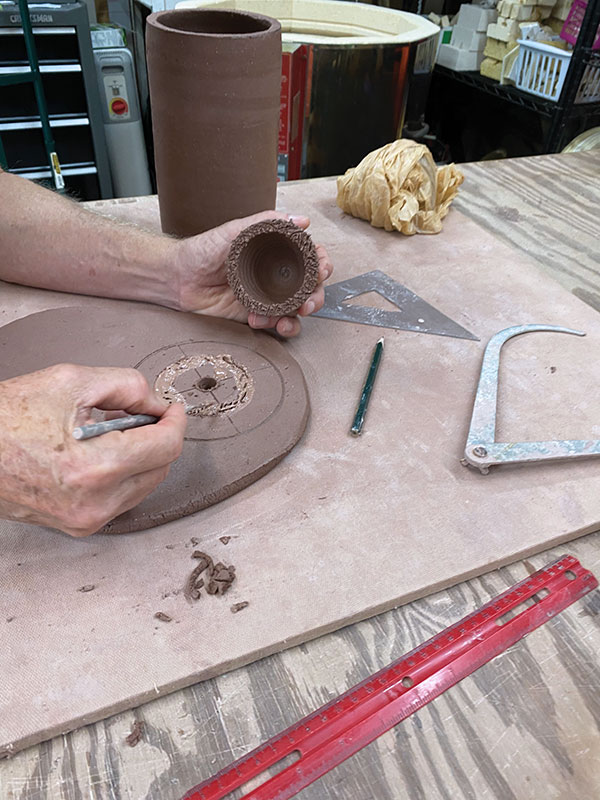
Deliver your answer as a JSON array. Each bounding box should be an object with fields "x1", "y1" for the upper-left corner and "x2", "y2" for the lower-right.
[
  {"x1": 158, "y1": 10, "x2": 272, "y2": 35},
  {"x1": 237, "y1": 231, "x2": 305, "y2": 305},
  {"x1": 197, "y1": 376, "x2": 217, "y2": 391}
]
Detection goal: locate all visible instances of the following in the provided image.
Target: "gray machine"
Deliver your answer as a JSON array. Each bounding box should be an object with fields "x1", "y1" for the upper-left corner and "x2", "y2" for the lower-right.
[{"x1": 93, "y1": 45, "x2": 151, "y2": 197}]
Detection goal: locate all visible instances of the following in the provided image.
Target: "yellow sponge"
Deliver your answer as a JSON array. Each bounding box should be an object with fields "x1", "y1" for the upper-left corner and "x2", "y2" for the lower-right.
[
  {"x1": 544, "y1": 16, "x2": 566, "y2": 33},
  {"x1": 484, "y1": 37, "x2": 518, "y2": 60},
  {"x1": 480, "y1": 57, "x2": 503, "y2": 81}
]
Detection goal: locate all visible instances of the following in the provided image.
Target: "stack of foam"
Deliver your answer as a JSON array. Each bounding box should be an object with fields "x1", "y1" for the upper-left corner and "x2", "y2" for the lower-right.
[
  {"x1": 480, "y1": 0, "x2": 555, "y2": 80},
  {"x1": 547, "y1": 0, "x2": 574, "y2": 34},
  {"x1": 437, "y1": 4, "x2": 497, "y2": 71}
]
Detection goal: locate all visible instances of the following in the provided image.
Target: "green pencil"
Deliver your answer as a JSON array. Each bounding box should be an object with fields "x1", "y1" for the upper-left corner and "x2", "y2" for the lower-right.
[{"x1": 350, "y1": 337, "x2": 384, "y2": 436}]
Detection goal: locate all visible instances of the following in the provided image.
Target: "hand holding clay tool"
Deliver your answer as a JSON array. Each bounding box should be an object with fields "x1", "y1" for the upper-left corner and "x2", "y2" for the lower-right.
[
  {"x1": 351, "y1": 337, "x2": 384, "y2": 436},
  {"x1": 226, "y1": 218, "x2": 320, "y2": 317},
  {"x1": 72, "y1": 414, "x2": 159, "y2": 441}
]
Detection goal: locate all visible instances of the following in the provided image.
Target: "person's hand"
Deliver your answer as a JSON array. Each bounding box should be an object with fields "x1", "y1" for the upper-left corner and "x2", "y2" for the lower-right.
[
  {"x1": 0, "y1": 364, "x2": 186, "y2": 536},
  {"x1": 172, "y1": 211, "x2": 333, "y2": 338}
]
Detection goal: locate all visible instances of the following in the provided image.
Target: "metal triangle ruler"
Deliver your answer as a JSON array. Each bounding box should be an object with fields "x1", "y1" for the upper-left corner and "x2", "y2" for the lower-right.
[
  {"x1": 313, "y1": 269, "x2": 478, "y2": 341},
  {"x1": 181, "y1": 555, "x2": 596, "y2": 800}
]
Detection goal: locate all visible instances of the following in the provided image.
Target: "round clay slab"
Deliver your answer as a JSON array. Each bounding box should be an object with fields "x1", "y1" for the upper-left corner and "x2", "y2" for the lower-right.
[{"x1": 0, "y1": 303, "x2": 309, "y2": 533}]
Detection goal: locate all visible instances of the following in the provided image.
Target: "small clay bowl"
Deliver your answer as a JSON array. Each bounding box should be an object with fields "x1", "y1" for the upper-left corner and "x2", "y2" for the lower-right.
[{"x1": 226, "y1": 218, "x2": 319, "y2": 317}]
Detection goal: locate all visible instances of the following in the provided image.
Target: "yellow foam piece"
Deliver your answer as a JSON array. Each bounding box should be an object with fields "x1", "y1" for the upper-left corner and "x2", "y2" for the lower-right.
[
  {"x1": 484, "y1": 37, "x2": 517, "y2": 60},
  {"x1": 480, "y1": 56, "x2": 503, "y2": 80}
]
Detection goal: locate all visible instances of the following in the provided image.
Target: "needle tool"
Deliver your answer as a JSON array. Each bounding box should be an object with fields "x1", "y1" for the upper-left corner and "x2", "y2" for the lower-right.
[
  {"x1": 350, "y1": 336, "x2": 384, "y2": 436},
  {"x1": 73, "y1": 414, "x2": 159, "y2": 440}
]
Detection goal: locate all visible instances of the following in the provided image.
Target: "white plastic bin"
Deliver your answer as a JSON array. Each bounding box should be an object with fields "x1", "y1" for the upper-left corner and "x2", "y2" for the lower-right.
[{"x1": 515, "y1": 39, "x2": 600, "y2": 103}]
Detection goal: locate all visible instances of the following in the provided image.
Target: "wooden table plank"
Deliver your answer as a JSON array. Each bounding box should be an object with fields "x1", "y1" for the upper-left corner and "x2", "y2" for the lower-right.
[
  {"x1": 1, "y1": 153, "x2": 599, "y2": 800},
  {"x1": 456, "y1": 152, "x2": 600, "y2": 307}
]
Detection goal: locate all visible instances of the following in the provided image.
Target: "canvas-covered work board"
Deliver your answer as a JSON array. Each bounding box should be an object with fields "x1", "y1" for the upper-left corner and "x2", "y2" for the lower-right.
[{"x1": 2, "y1": 180, "x2": 600, "y2": 757}]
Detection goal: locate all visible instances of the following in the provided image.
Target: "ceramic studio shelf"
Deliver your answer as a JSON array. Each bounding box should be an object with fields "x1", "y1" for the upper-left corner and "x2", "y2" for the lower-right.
[{"x1": 435, "y1": 64, "x2": 600, "y2": 119}]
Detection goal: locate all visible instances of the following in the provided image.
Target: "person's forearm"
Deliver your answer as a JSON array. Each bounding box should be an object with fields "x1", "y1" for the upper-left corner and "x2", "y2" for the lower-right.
[{"x1": 0, "y1": 169, "x2": 180, "y2": 307}]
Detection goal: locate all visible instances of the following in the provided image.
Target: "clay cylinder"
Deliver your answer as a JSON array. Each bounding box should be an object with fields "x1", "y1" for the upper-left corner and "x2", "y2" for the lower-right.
[
  {"x1": 146, "y1": 9, "x2": 281, "y2": 237},
  {"x1": 226, "y1": 218, "x2": 320, "y2": 317}
]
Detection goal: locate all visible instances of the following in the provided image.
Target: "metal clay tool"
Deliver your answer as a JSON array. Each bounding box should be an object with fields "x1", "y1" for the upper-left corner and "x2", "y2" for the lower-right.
[
  {"x1": 73, "y1": 414, "x2": 159, "y2": 440},
  {"x1": 180, "y1": 555, "x2": 597, "y2": 800},
  {"x1": 350, "y1": 337, "x2": 384, "y2": 436},
  {"x1": 313, "y1": 269, "x2": 478, "y2": 341},
  {"x1": 462, "y1": 324, "x2": 600, "y2": 474}
]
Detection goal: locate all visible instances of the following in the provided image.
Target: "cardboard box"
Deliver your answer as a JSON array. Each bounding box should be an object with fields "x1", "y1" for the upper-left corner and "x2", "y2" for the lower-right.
[{"x1": 278, "y1": 43, "x2": 307, "y2": 182}]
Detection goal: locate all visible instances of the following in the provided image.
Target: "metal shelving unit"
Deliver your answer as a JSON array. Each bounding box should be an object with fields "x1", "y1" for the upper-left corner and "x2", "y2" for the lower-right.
[
  {"x1": 546, "y1": 0, "x2": 600, "y2": 148},
  {"x1": 0, "y1": 0, "x2": 63, "y2": 188},
  {"x1": 0, "y1": 0, "x2": 113, "y2": 198},
  {"x1": 433, "y1": 0, "x2": 600, "y2": 152}
]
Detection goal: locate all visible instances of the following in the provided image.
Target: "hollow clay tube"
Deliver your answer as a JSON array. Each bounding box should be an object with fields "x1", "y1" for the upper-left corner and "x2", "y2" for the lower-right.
[
  {"x1": 146, "y1": 9, "x2": 281, "y2": 236},
  {"x1": 226, "y1": 218, "x2": 320, "y2": 317}
]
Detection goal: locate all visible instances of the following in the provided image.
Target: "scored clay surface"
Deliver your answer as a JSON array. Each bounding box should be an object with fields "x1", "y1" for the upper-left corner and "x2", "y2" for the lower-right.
[
  {"x1": 0, "y1": 305, "x2": 309, "y2": 533},
  {"x1": 226, "y1": 218, "x2": 320, "y2": 317}
]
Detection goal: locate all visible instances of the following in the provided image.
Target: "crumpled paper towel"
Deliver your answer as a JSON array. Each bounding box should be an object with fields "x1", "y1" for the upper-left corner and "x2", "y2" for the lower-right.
[{"x1": 336, "y1": 139, "x2": 464, "y2": 235}]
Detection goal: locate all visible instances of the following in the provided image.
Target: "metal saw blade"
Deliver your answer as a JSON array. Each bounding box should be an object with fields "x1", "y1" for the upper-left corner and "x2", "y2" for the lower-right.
[{"x1": 313, "y1": 270, "x2": 478, "y2": 341}]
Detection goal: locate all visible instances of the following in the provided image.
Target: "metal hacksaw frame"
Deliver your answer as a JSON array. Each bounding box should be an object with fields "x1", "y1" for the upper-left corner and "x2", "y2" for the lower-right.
[{"x1": 462, "y1": 324, "x2": 600, "y2": 474}]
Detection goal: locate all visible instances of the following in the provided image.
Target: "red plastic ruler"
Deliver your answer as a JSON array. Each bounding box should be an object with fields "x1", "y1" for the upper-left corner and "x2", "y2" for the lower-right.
[{"x1": 181, "y1": 555, "x2": 597, "y2": 800}]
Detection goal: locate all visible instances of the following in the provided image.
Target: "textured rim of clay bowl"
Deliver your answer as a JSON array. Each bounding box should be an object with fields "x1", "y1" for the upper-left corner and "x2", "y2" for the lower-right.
[
  {"x1": 147, "y1": 8, "x2": 280, "y2": 39},
  {"x1": 226, "y1": 218, "x2": 320, "y2": 317}
]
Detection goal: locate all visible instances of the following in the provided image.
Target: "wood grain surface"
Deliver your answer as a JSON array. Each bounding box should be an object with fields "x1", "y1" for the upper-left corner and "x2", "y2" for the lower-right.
[{"x1": 1, "y1": 152, "x2": 599, "y2": 800}]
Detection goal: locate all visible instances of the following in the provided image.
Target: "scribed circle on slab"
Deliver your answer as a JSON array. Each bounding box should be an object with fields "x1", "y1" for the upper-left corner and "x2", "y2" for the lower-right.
[
  {"x1": 0, "y1": 304, "x2": 309, "y2": 534},
  {"x1": 134, "y1": 342, "x2": 284, "y2": 441}
]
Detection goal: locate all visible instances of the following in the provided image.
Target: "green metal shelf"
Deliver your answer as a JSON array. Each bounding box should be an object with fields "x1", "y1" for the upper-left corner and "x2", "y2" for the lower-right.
[{"x1": 0, "y1": 0, "x2": 64, "y2": 188}]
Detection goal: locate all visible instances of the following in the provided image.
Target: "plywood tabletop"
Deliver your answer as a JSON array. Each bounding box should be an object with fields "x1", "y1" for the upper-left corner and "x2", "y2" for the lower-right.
[{"x1": 1, "y1": 152, "x2": 599, "y2": 800}]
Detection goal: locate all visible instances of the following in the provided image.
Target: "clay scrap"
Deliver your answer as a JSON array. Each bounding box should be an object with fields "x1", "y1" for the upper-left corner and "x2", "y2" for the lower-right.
[
  {"x1": 227, "y1": 218, "x2": 319, "y2": 317},
  {"x1": 185, "y1": 551, "x2": 236, "y2": 601},
  {"x1": 125, "y1": 720, "x2": 144, "y2": 747}
]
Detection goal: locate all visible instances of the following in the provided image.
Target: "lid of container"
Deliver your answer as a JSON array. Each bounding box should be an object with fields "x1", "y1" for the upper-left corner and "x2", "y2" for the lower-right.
[{"x1": 177, "y1": 0, "x2": 439, "y2": 45}]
